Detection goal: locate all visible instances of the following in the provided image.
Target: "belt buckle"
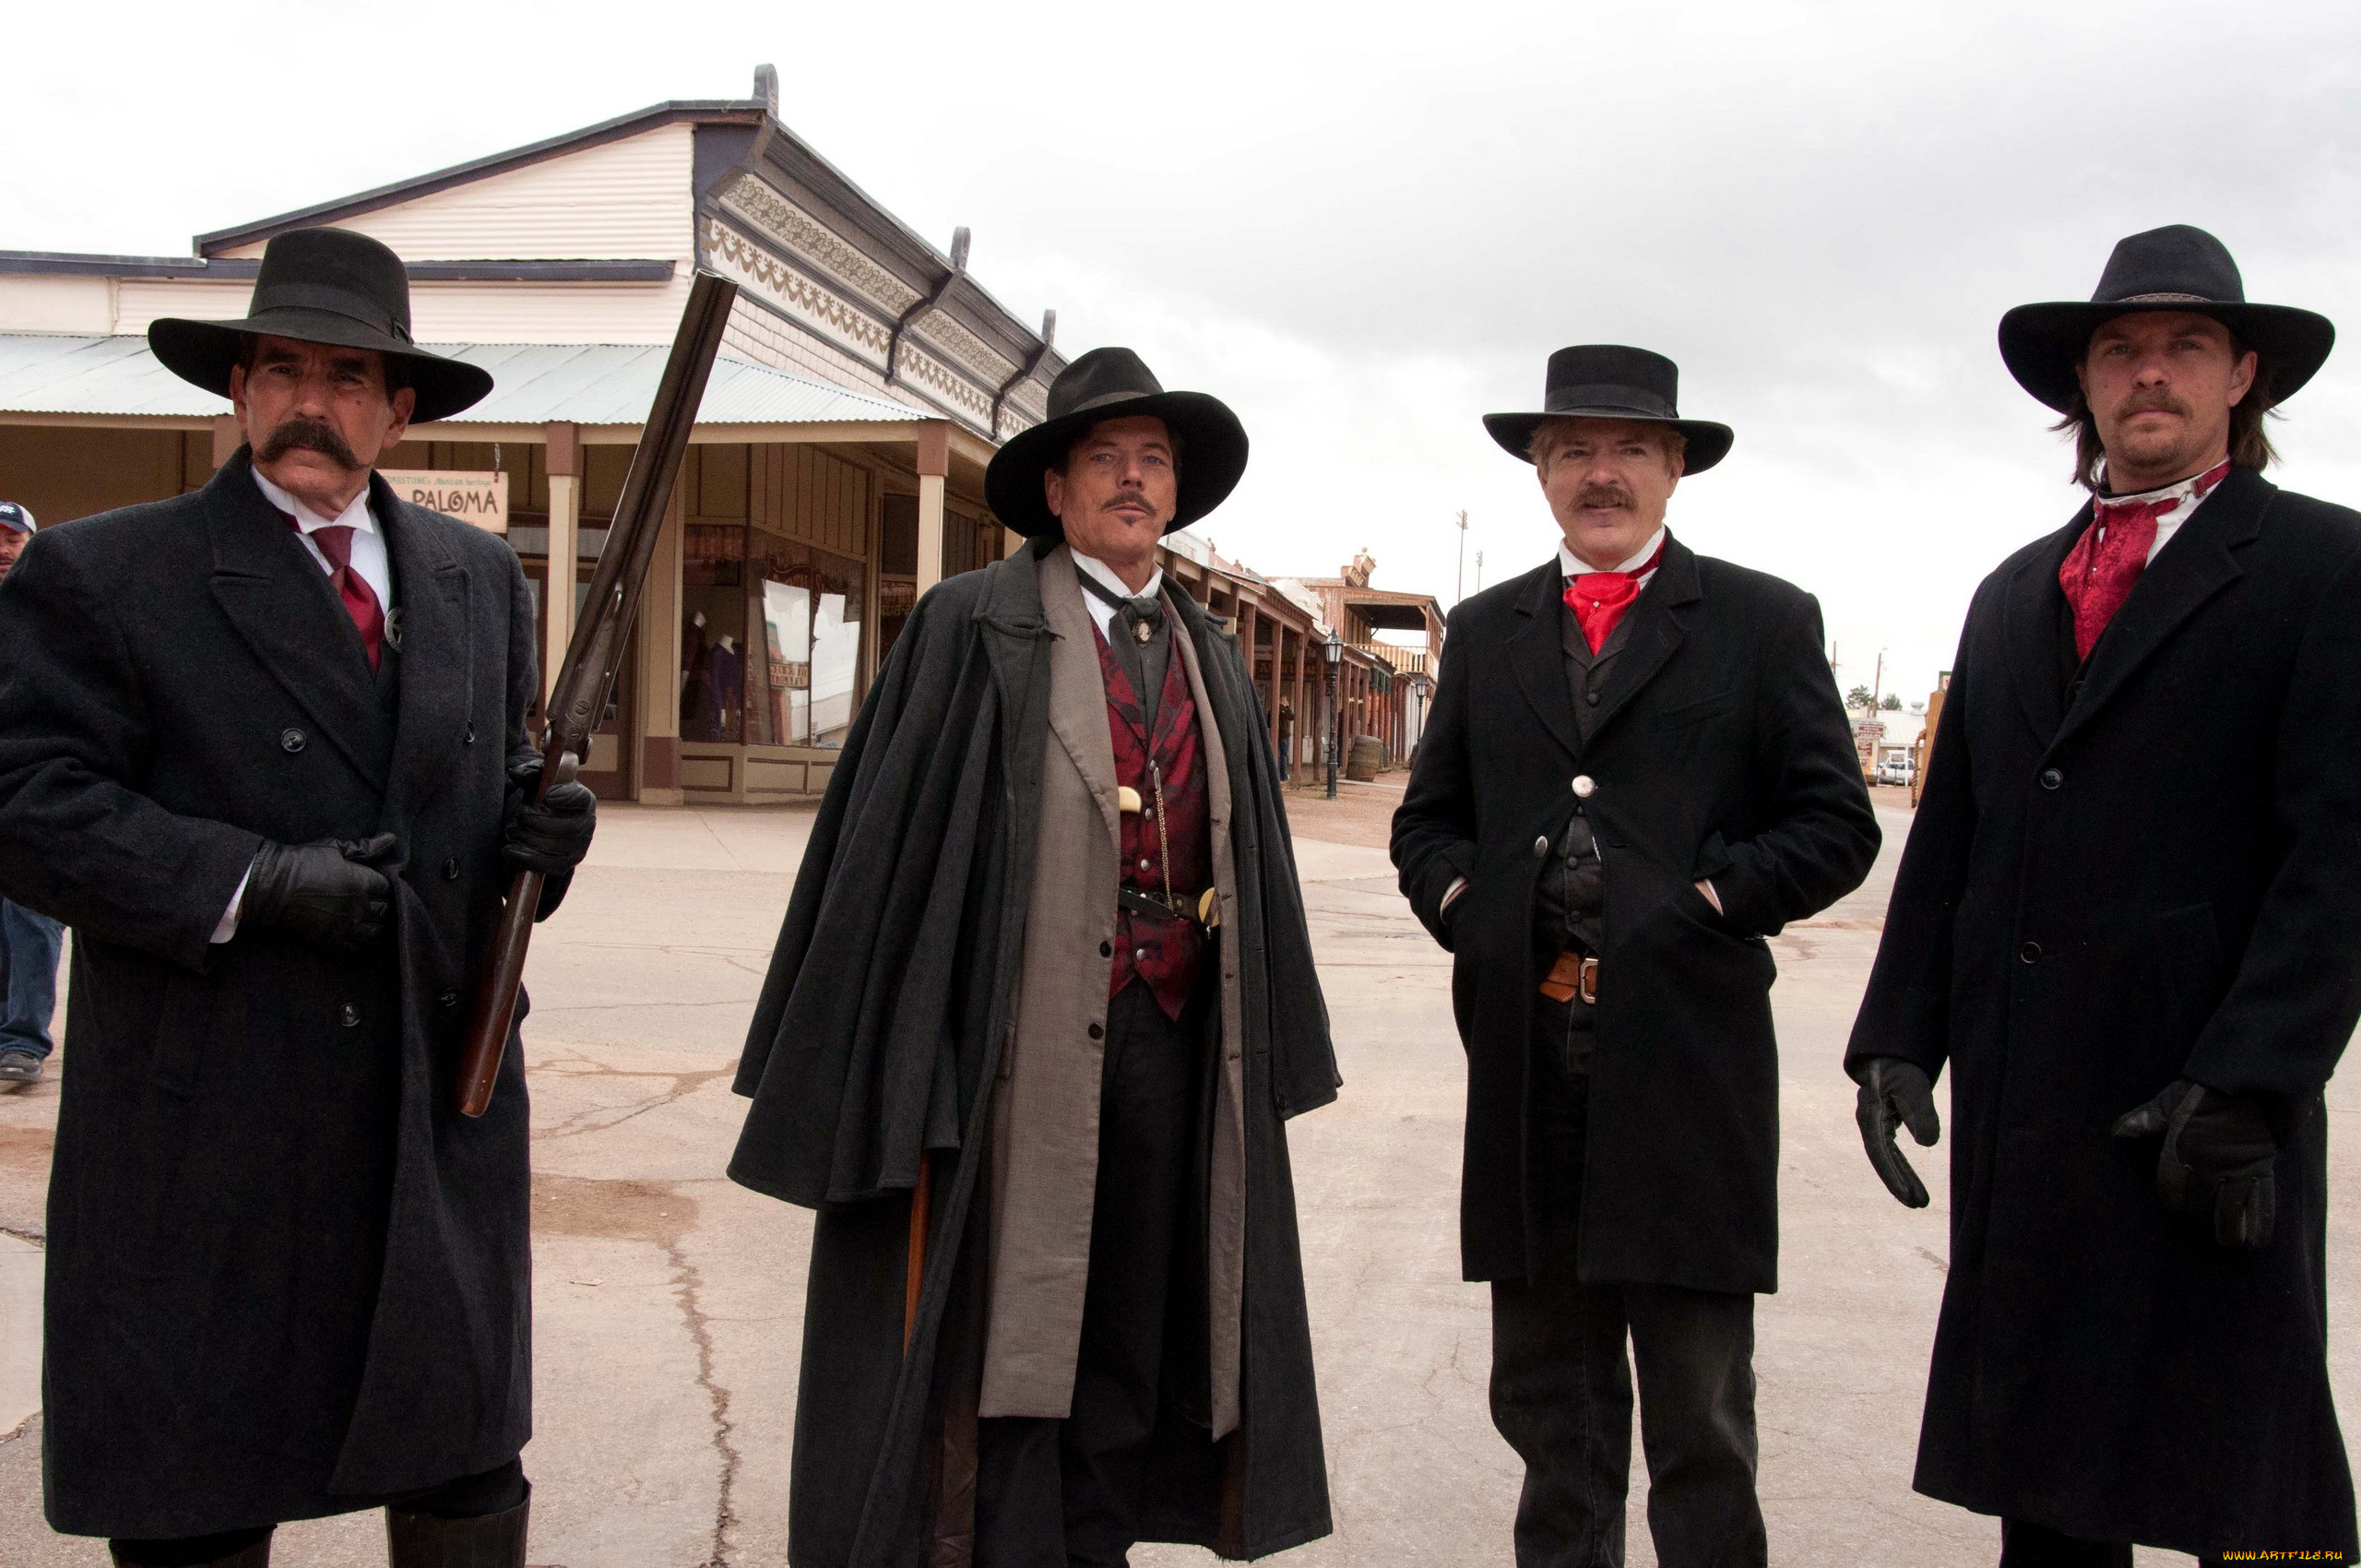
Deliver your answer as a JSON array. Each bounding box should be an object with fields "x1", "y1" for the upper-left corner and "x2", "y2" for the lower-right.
[{"x1": 1577, "y1": 955, "x2": 1598, "y2": 1005}]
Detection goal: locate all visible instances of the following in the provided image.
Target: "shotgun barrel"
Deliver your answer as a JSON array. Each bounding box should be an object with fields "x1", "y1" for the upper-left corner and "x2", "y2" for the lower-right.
[{"x1": 453, "y1": 271, "x2": 740, "y2": 1117}]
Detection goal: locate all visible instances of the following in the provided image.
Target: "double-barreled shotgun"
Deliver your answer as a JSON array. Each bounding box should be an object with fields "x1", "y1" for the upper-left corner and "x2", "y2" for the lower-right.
[{"x1": 454, "y1": 270, "x2": 740, "y2": 1117}]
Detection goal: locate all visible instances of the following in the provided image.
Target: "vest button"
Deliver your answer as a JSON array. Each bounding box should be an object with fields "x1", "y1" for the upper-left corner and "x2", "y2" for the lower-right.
[
  {"x1": 1534, "y1": 836, "x2": 1550, "y2": 859},
  {"x1": 280, "y1": 729, "x2": 306, "y2": 754},
  {"x1": 340, "y1": 1003, "x2": 362, "y2": 1028},
  {"x1": 2019, "y1": 941, "x2": 2043, "y2": 965},
  {"x1": 2039, "y1": 767, "x2": 2063, "y2": 790},
  {"x1": 1572, "y1": 776, "x2": 1596, "y2": 798}
]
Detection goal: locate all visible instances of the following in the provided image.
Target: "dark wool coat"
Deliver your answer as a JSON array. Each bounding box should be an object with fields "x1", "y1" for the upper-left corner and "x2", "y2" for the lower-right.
[
  {"x1": 728, "y1": 540, "x2": 1339, "y2": 1567},
  {"x1": 1394, "y1": 537, "x2": 1878, "y2": 1289},
  {"x1": 0, "y1": 453, "x2": 547, "y2": 1539},
  {"x1": 1848, "y1": 469, "x2": 2361, "y2": 1554}
]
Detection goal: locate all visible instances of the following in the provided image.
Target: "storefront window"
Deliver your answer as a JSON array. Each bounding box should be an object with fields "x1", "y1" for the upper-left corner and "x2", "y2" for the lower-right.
[
  {"x1": 682, "y1": 525, "x2": 748, "y2": 742},
  {"x1": 747, "y1": 528, "x2": 866, "y2": 749}
]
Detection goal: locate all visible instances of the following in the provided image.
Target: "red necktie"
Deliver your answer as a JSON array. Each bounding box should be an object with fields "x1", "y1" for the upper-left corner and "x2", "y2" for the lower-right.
[
  {"x1": 1562, "y1": 538, "x2": 1667, "y2": 654},
  {"x1": 283, "y1": 514, "x2": 385, "y2": 670},
  {"x1": 2058, "y1": 460, "x2": 2228, "y2": 661}
]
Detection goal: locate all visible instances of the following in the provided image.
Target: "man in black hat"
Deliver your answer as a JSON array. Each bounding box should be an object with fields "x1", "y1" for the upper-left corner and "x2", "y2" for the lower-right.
[
  {"x1": 1393, "y1": 346, "x2": 1877, "y2": 1566},
  {"x1": 1850, "y1": 226, "x2": 2361, "y2": 1563},
  {"x1": 729, "y1": 347, "x2": 1338, "y2": 1565},
  {"x1": 0, "y1": 226, "x2": 595, "y2": 1567}
]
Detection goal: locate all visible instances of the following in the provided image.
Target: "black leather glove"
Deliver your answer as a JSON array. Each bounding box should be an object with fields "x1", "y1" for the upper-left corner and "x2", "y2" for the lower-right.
[
  {"x1": 243, "y1": 833, "x2": 397, "y2": 954},
  {"x1": 504, "y1": 756, "x2": 597, "y2": 878},
  {"x1": 1855, "y1": 1056, "x2": 1941, "y2": 1208},
  {"x1": 2112, "y1": 1079, "x2": 2277, "y2": 1249}
]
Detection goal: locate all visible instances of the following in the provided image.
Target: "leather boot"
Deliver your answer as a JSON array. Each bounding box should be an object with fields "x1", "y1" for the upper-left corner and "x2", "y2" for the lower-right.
[
  {"x1": 109, "y1": 1538, "x2": 270, "y2": 1568},
  {"x1": 384, "y1": 1489, "x2": 529, "y2": 1568}
]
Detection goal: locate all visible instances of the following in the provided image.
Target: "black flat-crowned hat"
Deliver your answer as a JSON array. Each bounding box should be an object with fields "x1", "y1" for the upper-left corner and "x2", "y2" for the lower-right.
[
  {"x1": 1999, "y1": 224, "x2": 2335, "y2": 412},
  {"x1": 984, "y1": 347, "x2": 1249, "y2": 540},
  {"x1": 148, "y1": 227, "x2": 493, "y2": 423},
  {"x1": 1483, "y1": 345, "x2": 1732, "y2": 473}
]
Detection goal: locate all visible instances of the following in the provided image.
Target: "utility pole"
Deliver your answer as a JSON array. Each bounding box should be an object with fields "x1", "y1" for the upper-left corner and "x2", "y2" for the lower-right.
[
  {"x1": 1475, "y1": 550, "x2": 1485, "y2": 593},
  {"x1": 1453, "y1": 509, "x2": 1469, "y2": 604},
  {"x1": 1871, "y1": 647, "x2": 1887, "y2": 712}
]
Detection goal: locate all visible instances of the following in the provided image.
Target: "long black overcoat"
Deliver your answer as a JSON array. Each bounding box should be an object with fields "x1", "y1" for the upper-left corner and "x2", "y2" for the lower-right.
[
  {"x1": 1394, "y1": 537, "x2": 1878, "y2": 1289},
  {"x1": 1847, "y1": 469, "x2": 2361, "y2": 1553},
  {"x1": 728, "y1": 539, "x2": 1340, "y2": 1566},
  {"x1": 0, "y1": 453, "x2": 545, "y2": 1539}
]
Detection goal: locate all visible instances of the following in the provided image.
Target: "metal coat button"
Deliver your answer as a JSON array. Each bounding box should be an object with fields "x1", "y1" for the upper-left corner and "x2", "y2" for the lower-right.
[
  {"x1": 2039, "y1": 767, "x2": 2063, "y2": 790},
  {"x1": 464, "y1": 722, "x2": 476, "y2": 745},
  {"x1": 443, "y1": 858, "x2": 460, "y2": 881},
  {"x1": 438, "y1": 991, "x2": 459, "y2": 1009},
  {"x1": 2019, "y1": 941, "x2": 2043, "y2": 965},
  {"x1": 1572, "y1": 776, "x2": 1596, "y2": 798},
  {"x1": 340, "y1": 1003, "x2": 362, "y2": 1028},
  {"x1": 1534, "y1": 835, "x2": 1550, "y2": 859},
  {"x1": 280, "y1": 729, "x2": 306, "y2": 754},
  {"x1": 1133, "y1": 947, "x2": 1148, "y2": 962}
]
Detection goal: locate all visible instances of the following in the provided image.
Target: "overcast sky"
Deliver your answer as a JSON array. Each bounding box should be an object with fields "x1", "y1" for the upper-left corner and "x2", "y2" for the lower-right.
[{"x1": 12, "y1": 0, "x2": 2359, "y2": 702}]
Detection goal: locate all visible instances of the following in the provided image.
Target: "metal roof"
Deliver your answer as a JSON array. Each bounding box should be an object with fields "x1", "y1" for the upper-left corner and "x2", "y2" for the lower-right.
[{"x1": 0, "y1": 334, "x2": 927, "y2": 428}]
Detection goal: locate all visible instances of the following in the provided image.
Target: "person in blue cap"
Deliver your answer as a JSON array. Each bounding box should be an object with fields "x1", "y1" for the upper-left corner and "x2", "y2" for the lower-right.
[{"x1": 0, "y1": 501, "x2": 63, "y2": 1087}]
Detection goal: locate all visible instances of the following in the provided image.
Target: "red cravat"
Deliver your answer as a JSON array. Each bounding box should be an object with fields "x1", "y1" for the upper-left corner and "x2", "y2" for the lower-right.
[
  {"x1": 1562, "y1": 538, "x2": 1667, "y2": 654},
  {"x1": 2058, "y1": 460, "x2": 2228, "y2": 661},
  {"x1": 282, "y1": 513, "x2": 385, "y2": 670}
]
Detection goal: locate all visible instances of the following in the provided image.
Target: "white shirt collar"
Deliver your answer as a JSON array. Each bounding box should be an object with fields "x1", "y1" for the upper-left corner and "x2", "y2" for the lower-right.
[
  {"x1": 1072, "y1": 550, "x2": 1161, "y2": 602},
  {"x1": 1071, "y1": 550, "x2": 1164, "y2": 641},
  {"x1": 1559, "y1": 526, "x2": 1666, "y2": 579},
  {"x1": 252, "y1": 466, "x2": 377, "y2": 536}
]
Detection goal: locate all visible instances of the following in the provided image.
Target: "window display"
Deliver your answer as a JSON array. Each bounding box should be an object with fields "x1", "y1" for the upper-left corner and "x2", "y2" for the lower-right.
[{"x1": 683, "y1": 523, "x2": 866, "y2": 749}]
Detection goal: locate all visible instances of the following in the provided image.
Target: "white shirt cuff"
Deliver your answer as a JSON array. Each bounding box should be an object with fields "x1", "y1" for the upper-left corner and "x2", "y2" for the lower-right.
[{"x1": 211, "y1": 865, "x2": 252, "y2": 944}]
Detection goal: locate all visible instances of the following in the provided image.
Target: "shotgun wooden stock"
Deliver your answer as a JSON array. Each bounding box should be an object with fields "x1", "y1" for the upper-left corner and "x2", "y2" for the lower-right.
[
  {"x1": 454, "y1": 271, "x2": 740, "y2": 1117},
  {"x1": 903, "y1": 1157, "x2": 934, "y2": 1353}
]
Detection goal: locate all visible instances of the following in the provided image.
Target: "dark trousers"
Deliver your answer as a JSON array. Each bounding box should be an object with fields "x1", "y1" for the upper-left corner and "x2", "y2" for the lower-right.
[
  {"x1": 1489, "y1": 994, "x2": 1766, "y2": 1568},
  {"x1": 0, "y1": 898, "x2": 61, "y2": 1058},
  {"x1": 1998, "y1": 1518, "x2": 2235, "y2": 1568},
  {"x1": 976, "y1": 976, "x2": 1210, "y2": 1568},
  {"x1": 107, "y1": 1459, "x2": 527, "y2": 1566}
]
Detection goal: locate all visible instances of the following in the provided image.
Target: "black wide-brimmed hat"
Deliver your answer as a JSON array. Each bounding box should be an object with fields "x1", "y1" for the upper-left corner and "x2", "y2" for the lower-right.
[
  {"x1": 1483, "y1": 345, "x2": 1732, "y2": 473},
  {"x1": 1999, "y1": 224, "x2": 2335, "y2": 412},
  {"x1": 148, "y1": 228, "x2": 493, "y2": 423},
  {"x1": 985, "y1": 347, "x2": 1249, "y2": 540}
]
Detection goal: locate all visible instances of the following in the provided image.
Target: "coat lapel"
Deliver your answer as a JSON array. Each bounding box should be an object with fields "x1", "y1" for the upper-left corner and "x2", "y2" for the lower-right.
[
  {"x1": 2001, "y1": 515, "x2": 2082, "y2": 748},
  {"x1": 374, "y1": 481, "x2": 473, "y2": 829},
  {"x1": 205, "y1": 453, "x2": 391, "y2": 788},
  {"x1": 1508, "y1": 560, "x2": 1584, "y2": 764},
  {"x1": 1038, "y1": 544, "x2": 1122, "y2": 850},
  {"x1": 1585, "y1": 534, "x2": 1703, "y2": 742},
  {"x1": 2051, "y1": 469, "x2": 2271, "y2": 753}
]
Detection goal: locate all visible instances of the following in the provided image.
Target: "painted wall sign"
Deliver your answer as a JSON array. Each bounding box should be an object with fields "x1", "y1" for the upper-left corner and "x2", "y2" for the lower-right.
[{"x1": 382, "y1": 469, "x2": 509, "y2": 533}]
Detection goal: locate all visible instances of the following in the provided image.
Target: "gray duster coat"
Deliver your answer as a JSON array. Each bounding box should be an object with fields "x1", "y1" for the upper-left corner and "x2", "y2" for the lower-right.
[{"x1": 0, "y1": 453, "x2": 546, "y2": 1539}]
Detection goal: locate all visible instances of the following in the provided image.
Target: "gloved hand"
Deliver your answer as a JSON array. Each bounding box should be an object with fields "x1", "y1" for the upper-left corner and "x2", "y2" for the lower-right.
[
  {"x1": 2112, "y1": 1079, "x2": 2277, "y2": 1249},
  {"x1": 1855, "y1": 1056, "x2": 1941, "y2": 1208},
  {"x1": 244, "y1": 833, "x2": 398, "y2": 954},
  {"x1": 503, "y1": 755, "x2": 597, "y2": 878}
]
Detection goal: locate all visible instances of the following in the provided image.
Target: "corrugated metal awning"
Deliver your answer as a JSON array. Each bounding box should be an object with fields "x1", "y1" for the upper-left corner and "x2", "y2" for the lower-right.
[{"x1": 0, "y1": 334, "x2": 927, "y2": 428}]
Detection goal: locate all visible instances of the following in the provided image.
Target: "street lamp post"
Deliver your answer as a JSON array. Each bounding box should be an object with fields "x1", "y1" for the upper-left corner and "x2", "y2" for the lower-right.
[{"x1": 1323, "y1": 628, "x2": 1344, "y2": 800}]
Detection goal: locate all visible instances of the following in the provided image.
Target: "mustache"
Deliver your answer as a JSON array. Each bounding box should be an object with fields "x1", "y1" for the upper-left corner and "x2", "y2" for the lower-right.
[
  {"x1": 1574, "y1": 484, "x2": 1636, "y2": 510},
  {"x1": 2114, "y1": 390, "x2": 2190, "y2": 422},
  {"x1": 255, "y1": 418, "x2": 362, "y2": 470},
  {"x1": 1101, "y1": 493, "x2": 1157, "y2": 514}
]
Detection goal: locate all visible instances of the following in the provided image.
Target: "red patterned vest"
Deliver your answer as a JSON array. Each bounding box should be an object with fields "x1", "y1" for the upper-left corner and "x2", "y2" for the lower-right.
[{"x1": 1096, "y1": 620, "x2": 1212, "y2": 1018}]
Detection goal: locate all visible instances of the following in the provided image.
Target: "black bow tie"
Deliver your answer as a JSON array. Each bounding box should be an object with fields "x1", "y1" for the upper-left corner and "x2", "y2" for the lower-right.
[{"x1": 1078, "y1": 568, "x2": 1164, "y2": 645}]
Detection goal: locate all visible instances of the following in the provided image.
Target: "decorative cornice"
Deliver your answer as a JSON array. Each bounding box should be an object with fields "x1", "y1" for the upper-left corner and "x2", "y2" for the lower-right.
[
  {"x1": 909, "y1": 305, "x2": 1013, "y2": 384},
  {"x1": 717, "y1": 174, "x2": 920, "y2": 314},
  {"x1": 705, "y1": 220, "x2": 890, "y2": 357},
  {"x1": 893, "y1": 339, "x2": 993, "y2": 421}
]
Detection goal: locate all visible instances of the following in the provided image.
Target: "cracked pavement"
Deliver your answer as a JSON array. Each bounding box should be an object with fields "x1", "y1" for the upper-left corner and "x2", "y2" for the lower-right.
[{"x1": 4, "y1": 791, "x2": 2358, "y2": 1563}]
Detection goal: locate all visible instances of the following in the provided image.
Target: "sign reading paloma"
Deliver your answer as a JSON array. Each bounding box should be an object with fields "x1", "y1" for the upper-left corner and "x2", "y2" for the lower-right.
[{"x1": 382, "y1": 469, "x2": 508, "y2": 533}]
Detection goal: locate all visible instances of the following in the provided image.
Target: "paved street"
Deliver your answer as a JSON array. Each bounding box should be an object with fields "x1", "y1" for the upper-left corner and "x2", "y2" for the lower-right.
[{"x1": 2, "y1": 786, "x2": 2354, "y2": 1564}]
